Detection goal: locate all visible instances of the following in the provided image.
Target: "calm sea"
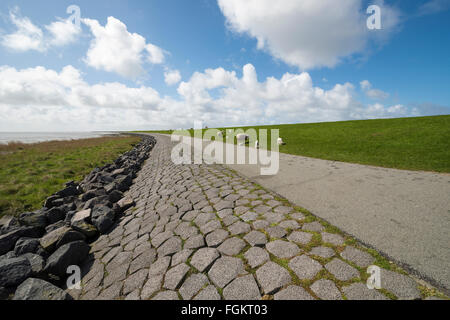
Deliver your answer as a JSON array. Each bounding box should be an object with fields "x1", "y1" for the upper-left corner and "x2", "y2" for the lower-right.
[{"x1": 0, "y1": 132, "x2": 117, "y2": 144}]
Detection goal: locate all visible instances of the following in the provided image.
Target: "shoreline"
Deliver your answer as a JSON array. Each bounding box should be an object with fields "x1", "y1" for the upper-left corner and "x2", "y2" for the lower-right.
[{"x1": 0, "y1": 132, "x2": 121, "y2": 145}]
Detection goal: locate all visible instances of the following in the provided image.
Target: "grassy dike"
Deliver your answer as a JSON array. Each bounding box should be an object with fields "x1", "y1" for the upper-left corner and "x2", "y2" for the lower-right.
[
  {"x1": 0, "y1": 135, "x2": 141, "y2": 218},
  {"x1": 139, "y1": 115, "x2": 450, "y2": 173}
]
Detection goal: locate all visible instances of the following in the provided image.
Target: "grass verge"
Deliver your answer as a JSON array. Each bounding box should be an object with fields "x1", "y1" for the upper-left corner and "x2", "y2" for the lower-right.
[{"x1": 0, "y1": 135, "x2": 141, "y2": 218}]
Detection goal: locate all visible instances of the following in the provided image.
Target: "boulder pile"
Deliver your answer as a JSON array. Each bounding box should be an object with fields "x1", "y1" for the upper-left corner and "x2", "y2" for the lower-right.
[{"x1": 0, "y1": 135, "x2": 156, "y2": 300}]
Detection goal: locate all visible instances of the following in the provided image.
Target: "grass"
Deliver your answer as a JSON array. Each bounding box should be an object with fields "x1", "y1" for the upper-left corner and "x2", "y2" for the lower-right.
[
  {"x1": 138, "y1": 115, "x2": 450, "y2": 172},
  {"x1": 0, "y1": 135, "x2": 141, "y2": 218}
]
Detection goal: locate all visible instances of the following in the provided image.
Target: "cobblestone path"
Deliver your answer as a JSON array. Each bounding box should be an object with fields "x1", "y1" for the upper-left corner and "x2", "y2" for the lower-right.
[{"x1": 68, "y1": 135, "x2": 441, "y2": 300}]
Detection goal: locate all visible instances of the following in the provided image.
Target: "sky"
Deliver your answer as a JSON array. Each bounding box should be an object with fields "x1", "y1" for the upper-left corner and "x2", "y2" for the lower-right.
[{"x1": 0, "y1": 0, "x2": 449, "y2": 132}]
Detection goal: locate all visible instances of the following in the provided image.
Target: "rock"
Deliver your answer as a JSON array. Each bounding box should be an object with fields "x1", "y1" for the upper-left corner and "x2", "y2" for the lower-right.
[
  {"x1": 14, "y1": 238, "x2": 40, "y2": 255},
  {"x1": 116, "y1": 174, "x2": 133, "y2": 192},
  {"x1": 111, "y1": 168, "x2": 126, "y2": 177},
  {"x1": 70, "y1": 209, "x2": 91, "y2": 225},
  {"x1": 45, "y1": 221, "x2": 66, "y2": 233},
  {"x1": 44, "y1": 195, "x2": 61, "y2": 209},
  {"x1": 0, "y1": 227, "x2": 43, "y2": 255},
  {"x1": 83, "y1": 196, "x2": 111, "y2": 210},
  {"x1": 0, "y1": 251, "x2": 16, "y2": 261},
  {"x1": 56, "y1": 230, "x2": 85, "y2": 248},
  {"x1": 91, "y1": 205, "x2": 115, "y2": 234},
  {"x1": 40, "y1": 227, "x2": 71, "y2": 253},
  {"x1": 104, "y1": 182, "x2": 117, "y2": 194},
  {"x1": 13, "y1": 278, "x2": 71, "y2": 300},
  {"x1": 0, "y1": 286, "x2": 8, "y2": 300},
  {"x1": 81, "y1": 189, "x2": 106, "y2": 202},
  {"x1": 0, "y1": 229, "x2": 25, "y2": 256},
  {"x1": 44, "y1": 241, "x2": 90, "y2": 277},
  {"x1": 70, "y1": 209, "x2": 97, "y2": 238},
  {"x1": 0, "y1": 256, "x2": 32, "y2": 287},
  {"x1": 19, "y1": 210, "x2": 48, "y2": 228},
  {"x1": 0, "y1": 215, "x2": 19, "y2": 234},
  {"x1": 22, "y1": 253, "x2": 45, "y2": 276},
  {"x1": 56, "y1": 185, "x2": 79, "y2": 198},
  {"x1": 45, "y1": 207, "x2": 65, "y2": 224},
  {"x1": 117, "y1": 197, "x2": 135, "y2": 212},
  {"x1": 108, "y1": 190, "x2": 124, "y2": 203}
]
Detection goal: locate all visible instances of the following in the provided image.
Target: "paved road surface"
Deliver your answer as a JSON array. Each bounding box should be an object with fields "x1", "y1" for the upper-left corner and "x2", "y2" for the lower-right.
[{"x1": 67, "y1": 134, "x2": 434, "y2": 300}]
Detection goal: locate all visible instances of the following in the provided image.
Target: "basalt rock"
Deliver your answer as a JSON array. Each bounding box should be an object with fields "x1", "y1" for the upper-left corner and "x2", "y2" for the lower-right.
[
  {"x1": 0, "y1": 256, "x2": 32, "y2": 287},
  {"x1": 45, "y1": 207, "x2": 66, "y2": 224},
  {"x1": 13, "y1": 278, "x2": 72, "y2": 300},
  {"x1": 0, "y1": 135, "x2": 156, "y2": 299},
  {"x1": 44, "y1": 241, "x2": 90, "y2": 277},
  {"x1": 19, "y1": 211, "x2": 48, "y2": 229},
  {"x1": 91, "y1": 205, "x2": 115, "y2": 234},
  {"x1": 14, "y1": 238, "x2": 40, "y2": 256}
]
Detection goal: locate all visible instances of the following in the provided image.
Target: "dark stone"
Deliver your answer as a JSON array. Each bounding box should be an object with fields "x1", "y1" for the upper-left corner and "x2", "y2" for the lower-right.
[
  {"x1": 45, "y1": 207, "x2": 65, "y2": 224},
  {"x1": 52, "y1": 198, "x2": 65, "y2": 208},
  {"x1": 0, "y1": 216, "x2": 20, "y2": 234},
  {"x1": 71, "y1": 221, "x2": 98, "y2": 239},
  {"x1": 44, "y1": 195, "x2": 61, "y2": 209},
  {"x1": 0, "y1": 256, "x2": 32, "y2": 287},
  {"x1": 0, "y1": 251, "x2": 16, "y2": 261},
  {"x1": 44, "y1": 241, "x2": 90, "y2": 277},
  {"x1": 111, "y1": 168, "x2": 126, "y2": 177},
  {"x1": 56, "y1": 230, "x2": 85, "y2": 248},
  {"x1": 14, "y1": 238, "x2": 40, "y2": 255},
  {"x1": 81, "y1": 189, "x2": 106, "y2": 202},
  {"x1": 0, "y1": 286, "x2": 8, "y2": 300},
  {"x1": 0, "y1": 228, "x2": 29, "y2": 255},
  {"x1": 64, "y1": 211, "x2": 76, "y2": 224},
  {"x1": 56, "y1": 185, "x2": 79, "y2": 198},
  {"x1": 104, "y1": 182, "x2": 117, "y2": 194},
  {"x1": 117, "y1": 197, "x2": 135, "y2": 212},
  {"x1": 97, "y1": 173, "x2": 114, "y2": 184},
  {"x1": 13, "y1": 278, "x2": 72, "y2": 300},
  {"x1": 116, "y1": 174, "x2": 133, "y2": 192},
  {"x1": 109, "y1": 190, "x2": 124, "y2": 203},
  {"x1": 22, "y1": 253, "x2": 45, "y2": 277},
  {"x1": 91, "y1": 205, "x2": 115, "y2": 234},
  {"x1": 45, "y1": 221, "x2": 67, "y2": 233},
  {"x1": 19, "y1": 210, "x2": 48, "y2": 228},
  {"x1": 83, "y1": 195, "x2": 111, "y2": 210}
]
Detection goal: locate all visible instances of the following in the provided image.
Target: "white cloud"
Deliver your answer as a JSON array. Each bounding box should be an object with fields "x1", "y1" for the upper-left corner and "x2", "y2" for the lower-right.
[
  {"x1": 0, "y1": 64, "x2": 420, "y2": 131},
  {"x1": 83, "y1": 17, "x2": 166, "y2": 79},
  {"x1": 1, "y1": 9, "x2": 45, "y2": 52},
  {"x1": 360, "y1": 80, "x2": 389, "y2": 100},
  {"x1": 164, "y1": 69, "x2": 182, "y2": 86},
  {"x1": 217, "y1": 0, "x2": 400, "y2": 70},
  {"x1": 1, "y1": 8, "x2": 81, "y2": 52},
  {"x1": 46, "y1": 18, "x2": 81, "y2": 47},
  {"x1": 418, "y1": 0, "x2": 450, "y2": 16}
]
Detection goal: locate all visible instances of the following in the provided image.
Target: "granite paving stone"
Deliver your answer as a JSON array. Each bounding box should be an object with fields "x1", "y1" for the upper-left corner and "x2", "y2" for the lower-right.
[
  {"x1": 190, "y1": 248, "x2": 220, "y2": 272},
  {"x1": 274, "y1": 285, "x2": 314, "y2": 300},
  {"x1": 208, "y1": 256, "x2": 245, "y2": 288},
  {"x1": 289, "y1": 255, "x2": 323, "y2": 280},
  {"x1": 223, "y1": 275, "x2": 261, "y2": 300},
  {"x1": 68, "y1": 135, "x2": 431, "y2": 301}
]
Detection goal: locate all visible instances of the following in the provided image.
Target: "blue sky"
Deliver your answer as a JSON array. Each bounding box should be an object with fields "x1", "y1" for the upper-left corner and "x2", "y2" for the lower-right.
[{"x1": 0, "y1": 0, "x2": 448, "y2": 131}]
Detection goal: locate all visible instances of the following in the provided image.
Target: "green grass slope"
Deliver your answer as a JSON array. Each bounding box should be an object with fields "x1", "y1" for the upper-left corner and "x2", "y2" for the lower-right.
[
  {"x1": 0, "y1": 136, "x2": 141, "y2": 218},
  {"x1": 140, "y1": 115, "x2": 450, "y2": 173}
]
